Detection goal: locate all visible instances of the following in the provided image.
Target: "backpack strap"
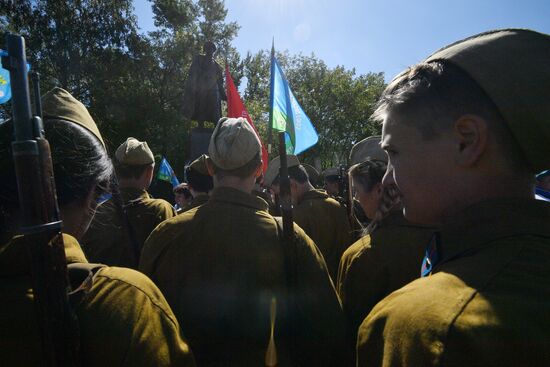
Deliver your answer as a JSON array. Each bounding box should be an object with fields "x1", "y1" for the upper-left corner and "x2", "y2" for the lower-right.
[{"x1": 67, "y1": 263, "x2": 106, "y2": 308}]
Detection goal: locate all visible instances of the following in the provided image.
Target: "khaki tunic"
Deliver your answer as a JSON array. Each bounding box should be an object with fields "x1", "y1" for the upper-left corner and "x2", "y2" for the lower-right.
[
  {"x1": 293, "y1": 189, "x2": 353, "y2": 280},
  {"x1": 337, "y1": 211, "x2": 434, "y2": 353},
  {"x1": 81, "y1": 187, "x2": 175, "y2": 268},
  {"x1": 0, "y1": 233, "x2": 195, "y2": 366},
  {"x1": 357, "y1": 199, "x2": 550, "y2": 367},
  {"x1": 140, "y1": 186, "x2": 346, "y2": 367},
  {"x1": 181, "y1": 193, "x2": 209, "y2": 213}
]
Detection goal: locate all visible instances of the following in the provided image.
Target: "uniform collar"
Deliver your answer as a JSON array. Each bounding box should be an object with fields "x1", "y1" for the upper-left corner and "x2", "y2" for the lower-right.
[
  {"x1": 436, "y1": 198, "x2": 550, "y2": 268},
  {"x1": 300, "y1": 189, "x2": 329, "y2": 203},
  {"x1": 119, "y1": 187, "x2": 150, "y2": 202},
  {"x1": 0, "y1": 233, "x2": 88, "y2": 276},
  {"x1": 210, "y1": 186, "x2": 269, "y2": 212}
]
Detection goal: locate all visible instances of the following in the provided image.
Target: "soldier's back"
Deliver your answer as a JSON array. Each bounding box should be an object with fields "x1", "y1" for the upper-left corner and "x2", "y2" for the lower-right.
[
  {"x1": 337, "y1": 211, "x2": 434, "y2": 352},
  {"x1": 0, "y1": 234, "x2": 195, "y2": 366},
  {"x1": 293, "y1": 189, "x2": 353, "y2": 280},
  {"x1": 140, "y1": 186, "x2": 345, "y2": 366},
  {"x1": 82, "y1": 187, "x2": 175, "y2": 268}
]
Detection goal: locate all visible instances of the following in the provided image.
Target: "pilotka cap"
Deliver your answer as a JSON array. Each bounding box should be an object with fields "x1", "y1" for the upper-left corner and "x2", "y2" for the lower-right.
[
  {"x1": 189, "y1": 154, "x2": 209, "y2": 176},
  {"x1": 208, "y1": 117, "x2": 261, "y2": 170},
  {"x1": 115, "y1": 137, "x2": 155, "y2": 165},
  {"x1": 42, "y1": 87, "x2": 105, "y2": 148},
  {"x1": 424, "y1": 28, "x2": 550, "y2": 172},
  {"x1": 264, "y1": 155, "x2": 300, "y2": 187},
  {"x1": 349, "y1": 136, "x2": 388, "y2": 165}
]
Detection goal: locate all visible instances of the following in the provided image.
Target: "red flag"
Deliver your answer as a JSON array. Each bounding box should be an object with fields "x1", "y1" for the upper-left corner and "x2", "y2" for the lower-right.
[{"x1": 225, "y1": 66, "x2": 269, "y2": 173}]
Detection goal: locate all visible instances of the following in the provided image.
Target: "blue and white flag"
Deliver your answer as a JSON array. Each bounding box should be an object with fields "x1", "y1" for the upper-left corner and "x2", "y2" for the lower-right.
[
  {"x1": 0, "y1": 50, "x2": 11, "y2": 104},
  {"x1": 157, "y1": 157, "x2": 180, "y2": 187},
  {"x1": 269, "y1": 47, "x2": 318, "y2": 154}
]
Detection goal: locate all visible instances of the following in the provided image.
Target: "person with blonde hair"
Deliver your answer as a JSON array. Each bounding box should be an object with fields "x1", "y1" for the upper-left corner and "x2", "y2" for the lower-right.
[{"x1": 337, "y1": 156, "x2": 433, "y2": 360}]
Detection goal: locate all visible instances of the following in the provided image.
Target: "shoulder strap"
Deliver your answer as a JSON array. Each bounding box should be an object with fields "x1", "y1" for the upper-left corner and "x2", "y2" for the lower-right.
[{"x1": 67, "y1": 263, "x2": 106, "y2": 308}]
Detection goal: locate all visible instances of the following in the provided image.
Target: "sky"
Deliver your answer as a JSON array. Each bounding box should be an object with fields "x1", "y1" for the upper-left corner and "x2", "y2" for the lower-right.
[{"x1": 134, "y1": 0, "x2": 550, "y2": 81}]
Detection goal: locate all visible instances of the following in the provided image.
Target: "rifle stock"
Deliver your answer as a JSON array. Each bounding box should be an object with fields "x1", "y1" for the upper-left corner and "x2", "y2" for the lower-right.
[{"x1": 3, "y1": 34, "x2": 79, "y2": 366}]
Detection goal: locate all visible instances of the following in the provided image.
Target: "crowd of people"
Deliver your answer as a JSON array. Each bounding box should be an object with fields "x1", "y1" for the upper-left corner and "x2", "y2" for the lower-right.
[{"x1": 1, "y1": 28, "x2": 550, "y2": 366}]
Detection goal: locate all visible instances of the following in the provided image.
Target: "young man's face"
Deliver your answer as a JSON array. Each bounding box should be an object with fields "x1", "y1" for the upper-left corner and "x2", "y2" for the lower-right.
[{"x1": 381, "y1": 112, "x2": 457, "y2": 225}]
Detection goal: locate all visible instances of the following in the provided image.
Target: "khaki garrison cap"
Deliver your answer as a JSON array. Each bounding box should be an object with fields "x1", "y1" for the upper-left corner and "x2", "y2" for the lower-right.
[
  {"x1": 423, "y1": 28, "x2": 550, "y2": 172},
  {"x1": 349, "y1": 136, "x2": 387, "y2": 165},
  {"x1": 264, "y1": 155, "x2": 300, "y2": 187},
  {"x1": 42, "y1": 87, "x2": 105, "y2": 148},
  {"x1": 115, "y1": 137, "x2": 155, "y2": 165},
  {"x1": 189, "y1": 154, "x2": 209, "y2": 175},
  {"x1": 208, "y1": 117, "x2": 261, "y2": 170},
  {"x1": 302, "y1": 163, "x2": 320, "y2": 185}
]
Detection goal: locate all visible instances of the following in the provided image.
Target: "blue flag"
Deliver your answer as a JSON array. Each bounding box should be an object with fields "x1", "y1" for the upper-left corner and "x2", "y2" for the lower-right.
[
  {"x1": 269, "y1": 50, "x2": 318, "y2": 154},
  {"x1": 157, "y1": 157, "x2": 180, "y2": 187},
  {"x1": 0, "y1": 50, "x2": 11, "y2": 104}
]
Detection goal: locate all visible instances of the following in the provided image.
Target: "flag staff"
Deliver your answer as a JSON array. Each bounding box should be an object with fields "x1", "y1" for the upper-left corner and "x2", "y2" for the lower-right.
[{"x1": 267, "y1": 37, "x2": 275, "y2": 155}]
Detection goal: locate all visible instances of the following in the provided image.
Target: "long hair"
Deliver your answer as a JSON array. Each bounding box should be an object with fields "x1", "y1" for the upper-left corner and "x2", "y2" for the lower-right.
[{"x1": 0, "y1": 119, "x2": 113, "y2": 236}]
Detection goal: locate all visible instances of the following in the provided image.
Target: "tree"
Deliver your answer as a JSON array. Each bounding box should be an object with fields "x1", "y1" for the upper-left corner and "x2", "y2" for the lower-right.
[{"x1": 241, "y1": 50, "x2": 386, "y2": 168}]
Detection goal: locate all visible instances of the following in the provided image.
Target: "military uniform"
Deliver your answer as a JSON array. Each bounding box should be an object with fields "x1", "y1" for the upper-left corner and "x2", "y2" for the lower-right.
[
  {"x1": 357, "y1": 199, "x2": 550, "y2": 366},
  {"x1": 181, "y1": 193, "x2": 209, "y2": 213},
  {"x1": 81, "y1": 187, "x2": 175, "y2": 268},
  {"x1": 293, "y1": 189, "x2": 353, "y2": 280},
  {"x1": 0, "y1": 233, "x2": 195, "y2": 366},
  {"x1": 140, "y1": 186, "x2": 346, "y2": 367},
  {"x1": 337, "y1": 211, "x2": 434, "y2": 350}
]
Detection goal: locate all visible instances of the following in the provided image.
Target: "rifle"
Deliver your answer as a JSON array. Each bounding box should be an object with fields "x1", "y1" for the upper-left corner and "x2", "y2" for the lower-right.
[
  {"x1": 2, "y1": 34, "x2": 80, "y2": 366},
  {"x1": 278, "y1": 132, "x2": 294, "y2": 242},
  {"x1": 267, "y1": 131, "x2": 299, "y2": 365}
]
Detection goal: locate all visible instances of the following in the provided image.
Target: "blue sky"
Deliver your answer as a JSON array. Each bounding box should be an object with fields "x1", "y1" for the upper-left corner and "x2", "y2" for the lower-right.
[{"x1": 134, "y1": 0, "x2": 550, "y2": 81}]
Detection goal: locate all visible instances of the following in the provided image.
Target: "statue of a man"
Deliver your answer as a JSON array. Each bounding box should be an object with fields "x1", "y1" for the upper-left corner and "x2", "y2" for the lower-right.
[{"x1": 182, "y1": 41, "x2": 227, "y2": 127}]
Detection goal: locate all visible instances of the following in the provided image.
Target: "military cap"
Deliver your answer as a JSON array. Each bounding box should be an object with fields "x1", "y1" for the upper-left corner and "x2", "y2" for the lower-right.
[
  {"x1": 115, "y1": 137, "x2": 155, "y2": 165},
  {"x1": 264, "y1": 155, "x2": 300, "y2": 187},
  {"x1": 189, "y1": 154, "x2": 209, "y2": 175},
  {"x1": 303, "y1": 163, "x2": 320, "y2": 185},
  {"x1": 208, "y1": 117, "x2": 261, "y2": 170},
  {"x1": 423, "y1": 28, "x2": 550, "y2": 172},
  {"x1": 42, "y1": 87, "x2": 105, "y2": 148},
  {"x1": 323, "y1": 167, "x2": 339, "y2": 178},
  {"x1": 349, "y1": 136, "x2": 387, "y2": 165}
]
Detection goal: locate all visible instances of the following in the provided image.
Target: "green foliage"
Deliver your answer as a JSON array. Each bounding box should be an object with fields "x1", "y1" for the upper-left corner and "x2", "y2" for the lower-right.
[
  {"x1": 241, "y1": 50, "x2": 386, "y2": 168},
  {"x1": 0, "y1": 0, "x2": 384, "y2": 177}
]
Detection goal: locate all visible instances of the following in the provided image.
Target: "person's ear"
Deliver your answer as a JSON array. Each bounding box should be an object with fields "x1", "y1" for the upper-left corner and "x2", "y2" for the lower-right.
[
  {"x1": 143, "y1": 164, "x2": 155, "y2": 183},
  {"x1": 453, "y1": 114, "x2": 488, "y2": 167},
  {"x1": 375, "y1": 182, "x2": 383, "y2": 195},
  {"x1": 206, "y1": 158, "x2": 215, "y2": 176},
  {"x1": 254, "y1": 163, "x2": 263, "y2": 178}
]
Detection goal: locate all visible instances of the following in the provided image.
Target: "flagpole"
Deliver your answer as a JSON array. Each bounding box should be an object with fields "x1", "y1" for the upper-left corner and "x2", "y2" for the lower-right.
[{"x1": 267, "y1": 37, "x2": 275, "y2": 156}]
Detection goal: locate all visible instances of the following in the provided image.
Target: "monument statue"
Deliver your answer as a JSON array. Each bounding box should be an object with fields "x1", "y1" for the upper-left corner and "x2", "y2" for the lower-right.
[{"x1": 182, "y1": 41, "x2": 227, "y2": 127}]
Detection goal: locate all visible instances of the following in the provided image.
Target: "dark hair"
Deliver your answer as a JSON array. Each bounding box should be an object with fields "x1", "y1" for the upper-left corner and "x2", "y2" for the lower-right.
[
  {"x1": 324, "y1": 175, "x2": 339, "y2": 185},
  {"x1": 272, "y1": 165, "x2": 310, "y2": 186},
  {"x1": 288, "y1": 165, "x2": 309, "y2": 184},
  {"x1": 115, "y1": 162, "x2": 152, "y2": 180},
  {"x1": 210, "y1": 152, "x2": 262, "y2": 180},
  {"x1": 348, "y1": 159, "x2": 399, "y2": 234},
  {"x1": 372, "y1": 61, "x2": 526, "y2": 169},
  {"x1": 186, "y1": 168, "x2": 213, "y2": 193},
  {"x1": 0, "y1": 118, "x2": 113, "y2": 218},
  {"x1": 173, "y1": 184, "x2": 192, "y2": 199}
]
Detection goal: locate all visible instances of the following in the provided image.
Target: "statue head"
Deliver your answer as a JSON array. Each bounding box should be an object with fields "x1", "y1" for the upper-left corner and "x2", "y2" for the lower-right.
[{"x1": 204, "y1": 41, "x2": 217, "y2": 57}]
